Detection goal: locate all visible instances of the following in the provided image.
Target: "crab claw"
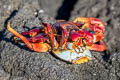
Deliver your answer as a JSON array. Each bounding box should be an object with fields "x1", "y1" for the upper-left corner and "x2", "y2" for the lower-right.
[
  {"x1": 78, "y1": 29, "x2": 94, "y2": 45},
  {"x1": 70, "y1": 29, "x2": 94, "y2": 46},
  {"x1": 70, "y1": 30, "x2": 82, "y2": 46},
  {"x1": 7, "y1": 22, "x2": 51, "y2": 52},
  {"x1": 87, "y1": 41, "x2": 107, "y2": 51},
  {"x1": 52, "y1": 42, "x2": 92, "y2": 64}
]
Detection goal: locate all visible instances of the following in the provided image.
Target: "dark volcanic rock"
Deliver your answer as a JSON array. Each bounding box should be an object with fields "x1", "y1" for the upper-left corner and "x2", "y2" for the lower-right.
[
  {"x1": 0, "y1": 0, "x2": 120, "y2": 80},
  {"x1": 0, "y1": 65, "x2": 10, "y2": 80}
]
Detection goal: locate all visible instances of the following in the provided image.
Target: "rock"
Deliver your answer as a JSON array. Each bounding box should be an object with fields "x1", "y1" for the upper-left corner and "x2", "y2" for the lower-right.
[
  {"x1": 0, "y1": 0, "x2": 120, "y2": 80},
  {"x1": 0, "y1": 65, "x2": 10, "y2": 80}
]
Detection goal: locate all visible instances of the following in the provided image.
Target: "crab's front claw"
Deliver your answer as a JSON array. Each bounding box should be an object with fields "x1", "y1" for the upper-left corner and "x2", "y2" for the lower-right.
[
  {"x1": 87, "y1": 41, "x2": 106, "y2": 51},
  {"x1": 7, "y1": 22, "x2": 51, "y2": 52},
  {"x1": 52, "y1": 42, "x2": 92, "y2": 64}
]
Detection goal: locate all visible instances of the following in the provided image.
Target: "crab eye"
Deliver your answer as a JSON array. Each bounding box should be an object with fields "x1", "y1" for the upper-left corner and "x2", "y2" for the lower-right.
[
  {"x1": 76, "y1": 39, "x2": 78, "y2": 42},
  {"x1": 49, "y1": 32, "x2": 51, "y2": 34},
  {"x1": 91, "y1": 31, "x2": 95, "y2": 34}
]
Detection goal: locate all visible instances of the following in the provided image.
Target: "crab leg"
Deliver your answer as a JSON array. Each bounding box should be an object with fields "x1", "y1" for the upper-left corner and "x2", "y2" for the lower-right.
[
  {"x1": 7, "y1": 22, "x2": 51, "y2": 52},
  {"x1": 42, "y1": 23, "x2": 58, "y2": 49},
  {"x1": 87, "y1": 41, "x2": 106, "y2": 51},
  {"x1": 20, "y1": 28, "x2": 43, "y2": 37},
  {"x1": 73, "y1": 17, "x2": 105, "y2": 32},
  {"x1": 59, "y1": 23, "x2": 78, "y2": 49},
  {"x1": 59, "y1": 24, "x2": 69, "y2": 49},
  {"x1": 13, "y1": 27, "x2": 44, "y2": 42},
  {"x1": 28, "y1": 33, "x2": 48, "y2": 43}
]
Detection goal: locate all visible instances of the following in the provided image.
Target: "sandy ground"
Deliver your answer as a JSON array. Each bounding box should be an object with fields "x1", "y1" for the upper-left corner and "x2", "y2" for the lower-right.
[{"x1": 0, "y1": 0, "x2": 120, "y2": 80}]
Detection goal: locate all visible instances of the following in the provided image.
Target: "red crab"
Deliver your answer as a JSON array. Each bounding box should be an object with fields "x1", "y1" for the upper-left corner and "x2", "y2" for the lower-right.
[{"x1": 7, "y1": 17, "x2": 106, "y2": 64}]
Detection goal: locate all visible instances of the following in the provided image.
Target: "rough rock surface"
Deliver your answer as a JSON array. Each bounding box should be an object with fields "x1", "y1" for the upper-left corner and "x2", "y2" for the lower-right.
[{"x1": 0, "y1": 0, "x2": 120, "y2": 80}]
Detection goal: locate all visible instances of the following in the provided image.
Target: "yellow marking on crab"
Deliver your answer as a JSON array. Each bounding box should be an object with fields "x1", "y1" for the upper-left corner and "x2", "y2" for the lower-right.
[
  {"x1": 74, "y1": 57, "x2": 89, "y2": 64},
  {"x1": 13, "y1": 36, "x2": 19, "y2": 43},
  {"x1": 72, "y1": 42, "x2": 78, "y2": 49},
  {"x1": 53, "y1": 49, "x2": 74, "y2": 54},
  {"x1": 30, "y1": 32, "x2": 37, "y2": 37},
  {"x1": 53, "y1": 49, "x2": 60, "y2": 54}
]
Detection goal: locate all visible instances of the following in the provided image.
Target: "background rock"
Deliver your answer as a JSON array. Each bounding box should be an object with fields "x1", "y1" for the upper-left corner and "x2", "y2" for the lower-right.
[{"x1": 0, "y1": 0, "x2": 120, "y2": 80}]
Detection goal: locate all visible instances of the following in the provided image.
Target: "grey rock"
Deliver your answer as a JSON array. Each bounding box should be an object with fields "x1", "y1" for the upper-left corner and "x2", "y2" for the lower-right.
[
  {"x1": 0, "y1": 65, "x2": 10, "y2": 80},
  {"x1": 0, "y1": 0, "x2": 120, "y2": 80}
]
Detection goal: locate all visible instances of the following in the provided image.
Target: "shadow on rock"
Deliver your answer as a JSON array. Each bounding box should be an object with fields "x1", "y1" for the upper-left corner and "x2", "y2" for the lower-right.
[
  {"x1": 0, "y1": 10, "x2": 37, "y2": 52},
  {"x1": 55, "y1": 0, "x2": 78, "y2": 21},
  {"x1": 0, "y1": 10, "x2": 18, "y2": 42}
]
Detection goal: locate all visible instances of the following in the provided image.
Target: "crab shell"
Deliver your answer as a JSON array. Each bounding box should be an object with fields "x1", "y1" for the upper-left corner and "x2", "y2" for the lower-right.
[{"x1": 52, "y1": 42, "x2": 92, "y2": 64}]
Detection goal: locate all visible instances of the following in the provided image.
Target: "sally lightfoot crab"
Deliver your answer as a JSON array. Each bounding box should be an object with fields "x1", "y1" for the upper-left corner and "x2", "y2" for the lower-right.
[{"x1": 7, "y1": 17, "x2": 106, "y2": 64}]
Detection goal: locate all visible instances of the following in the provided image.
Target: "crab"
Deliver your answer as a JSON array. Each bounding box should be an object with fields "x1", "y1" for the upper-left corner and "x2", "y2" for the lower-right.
[{"x1": 7, "y1": 17, "x2": 106, "y2": 64}]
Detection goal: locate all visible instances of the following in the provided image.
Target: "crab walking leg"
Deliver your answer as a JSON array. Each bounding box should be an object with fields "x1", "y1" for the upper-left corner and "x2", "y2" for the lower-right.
[
  {"x1": 56, "y1": 20, "x2": 66, "y2": 22},
  {"x1": 42, "y1": 23, "x2": 58, "y2": 49},
  {"x1": 59, "y1": 29, "x2": 68, "y2": 49},
  {"x1": 73, "y1": 17, "x2": 105, "y2": 32},
  {"x1": 28, "y1": 33, "x2": 48, "y2": 43},
  {"x1": 7, "y1": 22, "x2": 51, "y2": 52},
  {"x1": 73, "y1": 17, "x2": 106, "y2": 47},
  {"x1": 59, "y1": 24, "x2": 69, "y2": 49},
  {"x1": 89, "y1": 17, "x2": 105, "y2": 32},
  {"x1": 87, "y1": 41, "x2": 106, "y2": 51},
  {"x1": 20, "y1": 28, "x2": 42, "y2": 37},
  {"x1": 59, "y1": 23, "x2": 76, "y2": 49},
  {"x1": 73, "y1": 17, "x2": 90, "y2": 29},
  {"x1": 14, "y1": 28, "x2": 43, "y2": 42}
]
